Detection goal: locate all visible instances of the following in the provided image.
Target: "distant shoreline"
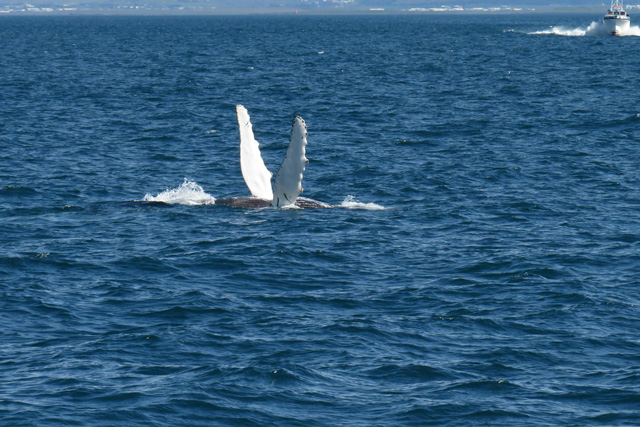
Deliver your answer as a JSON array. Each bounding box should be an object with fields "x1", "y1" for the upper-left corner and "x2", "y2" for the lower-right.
[{"x1": 0, "y1": 8, "x2": 608, "y2": 16}]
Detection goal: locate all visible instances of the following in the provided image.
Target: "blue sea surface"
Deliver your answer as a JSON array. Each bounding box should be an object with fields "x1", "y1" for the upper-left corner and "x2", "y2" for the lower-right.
[{"x1": 1, "y1": 13, "x2": 640, "y2": 426}]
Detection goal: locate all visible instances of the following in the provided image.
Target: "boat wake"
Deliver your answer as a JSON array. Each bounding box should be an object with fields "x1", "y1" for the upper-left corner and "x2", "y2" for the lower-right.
[
  {"x1": 142, "y1": 179, "x2": 385, "y2": 210},
  {"x1": 530, "y1": 21, "x2": 640, "y2": 36}
]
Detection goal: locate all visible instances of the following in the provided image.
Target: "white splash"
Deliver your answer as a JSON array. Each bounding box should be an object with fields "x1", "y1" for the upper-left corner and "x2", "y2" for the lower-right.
[
  {"x1": 142, "y1": 178, "x2": 216, "y2": 205},
  {"x1": 280, "y1": 203, "x2": 302, "y2": 210},
  {"x1": 339, "y1": 195, "x2": 386, "y2": 210},
  {"x1": 530, "y1": 21, "x2": 640, "y2": 36}
]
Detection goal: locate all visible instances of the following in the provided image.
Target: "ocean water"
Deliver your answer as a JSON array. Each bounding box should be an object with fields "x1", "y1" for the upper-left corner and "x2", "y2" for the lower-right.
[{"x1": 1, "y1": 13, "x2": 640, "y2": 426}]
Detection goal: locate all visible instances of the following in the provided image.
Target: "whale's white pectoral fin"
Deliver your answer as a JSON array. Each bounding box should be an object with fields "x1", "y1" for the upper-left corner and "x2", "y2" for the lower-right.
[
  {"x1": 272, "y1": 115, "x2": 308, "y2": 208},
  {"x1": 237, "y1": 105, "x2": 274, "y2": 201}
]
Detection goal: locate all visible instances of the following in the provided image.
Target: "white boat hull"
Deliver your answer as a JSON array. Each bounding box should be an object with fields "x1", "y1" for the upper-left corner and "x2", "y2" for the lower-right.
[{"x1": 602, "y1": 17, "x2": 630, "y2": 35}]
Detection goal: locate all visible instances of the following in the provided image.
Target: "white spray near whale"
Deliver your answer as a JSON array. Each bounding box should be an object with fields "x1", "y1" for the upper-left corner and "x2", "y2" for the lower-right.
[
  {"x1": 143, "y1": 179, "x2": 384, "y2": 210},
  {"x1": 142, "y1": 106, "x2": 384, "y2": 210}
]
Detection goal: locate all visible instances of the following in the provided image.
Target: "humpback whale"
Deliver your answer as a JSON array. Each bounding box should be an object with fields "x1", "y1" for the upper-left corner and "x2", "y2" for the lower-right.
[{"x1": 215, "y1": 105, "x2": 329, "y2": 209}]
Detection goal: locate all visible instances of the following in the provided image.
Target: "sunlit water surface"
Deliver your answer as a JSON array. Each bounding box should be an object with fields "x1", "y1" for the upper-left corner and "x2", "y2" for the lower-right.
[{"x1": 1, "y1": 14, "x2": 640, "y2": 426}]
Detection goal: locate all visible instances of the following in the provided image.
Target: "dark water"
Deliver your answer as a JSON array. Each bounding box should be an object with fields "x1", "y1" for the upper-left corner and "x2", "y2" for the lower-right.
[{"x1": 2, "y1": 13, "x2": 640, "y2": 426}]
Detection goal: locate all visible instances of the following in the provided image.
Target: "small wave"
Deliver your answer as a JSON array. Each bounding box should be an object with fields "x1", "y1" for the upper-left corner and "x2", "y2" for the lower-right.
[
  {"x1": 0, "y1": 185, "x2": 38, "y2": 196},
  {"x1": 142, "y1": 179, "x2": 216, "y2": 206},
  {"x1": 366, "y1": 363, "x2": 455, "y2": 382},
  {"x1": 611, "y1": 113, "x2": 640, "y2": 126},
  {"x1": 339, "y1": 195, "x2": 385, "y2": 210},
  {"x1": 580, "y1": 113, "x2": 640, "y2": 130},
  {"x1": 530, "y1": 21, "x2": 640, "y2": 37}
]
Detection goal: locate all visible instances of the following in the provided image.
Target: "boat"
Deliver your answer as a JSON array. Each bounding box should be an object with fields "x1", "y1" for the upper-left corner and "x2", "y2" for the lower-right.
[{"x1": 603, "y1": 0, "x2": 630, "y2": 36}]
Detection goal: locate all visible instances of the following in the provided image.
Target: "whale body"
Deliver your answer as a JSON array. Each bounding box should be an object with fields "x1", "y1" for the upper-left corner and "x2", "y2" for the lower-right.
[
  {"x1": 215, "y1": 196, "x2": 329, "y2": 209},
  {"x1": 215, "y1": 105, "x2": 329, "y2": 209}
]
